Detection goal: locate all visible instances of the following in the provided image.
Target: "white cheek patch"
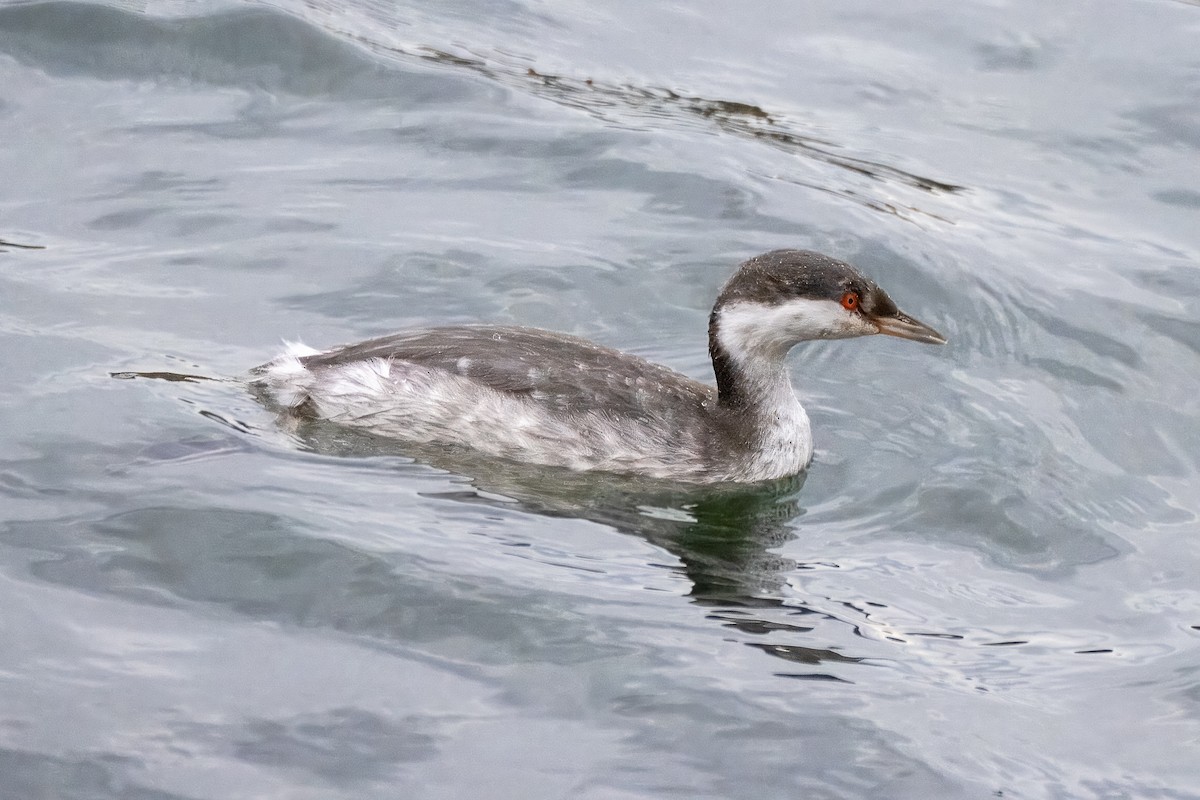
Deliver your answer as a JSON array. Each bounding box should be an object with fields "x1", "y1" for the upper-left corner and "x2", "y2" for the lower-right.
[{"x1": 718, "y1": 298, "x2": 875, "y2": 356}]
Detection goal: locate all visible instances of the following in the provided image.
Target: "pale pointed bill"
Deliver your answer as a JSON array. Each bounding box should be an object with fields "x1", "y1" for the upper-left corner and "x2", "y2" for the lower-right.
[{"x1": 872, "y1": 311, "x2": 947, "y2": 345}]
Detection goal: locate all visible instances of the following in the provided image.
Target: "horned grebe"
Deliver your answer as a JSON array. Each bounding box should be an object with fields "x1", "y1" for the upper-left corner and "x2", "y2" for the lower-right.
[{"x1": 254, "y1": 250, "x2": 945, "y2": 483}]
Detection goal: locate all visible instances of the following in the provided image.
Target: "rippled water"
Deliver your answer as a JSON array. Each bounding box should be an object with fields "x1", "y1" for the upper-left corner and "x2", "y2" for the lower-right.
[{"x1": 2, "y1": 0, "x2": 1199, "y2": 797}]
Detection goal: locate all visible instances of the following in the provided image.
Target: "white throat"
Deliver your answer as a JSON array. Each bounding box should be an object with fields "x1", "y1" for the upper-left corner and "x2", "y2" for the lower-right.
[{"x1": 712, "y1": 300, "x2": 827, "y2": 479}]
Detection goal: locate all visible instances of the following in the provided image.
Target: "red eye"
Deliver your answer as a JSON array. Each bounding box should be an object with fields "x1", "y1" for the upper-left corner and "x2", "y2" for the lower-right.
[{"x1": 841, "y1": 291, "x2": 860, "y2": 311}]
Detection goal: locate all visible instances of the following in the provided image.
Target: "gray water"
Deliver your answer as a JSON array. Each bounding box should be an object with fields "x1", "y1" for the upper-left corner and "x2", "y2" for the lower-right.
[{"x1": 2, "y1": 0, "x2": 1199, "y2": 797}]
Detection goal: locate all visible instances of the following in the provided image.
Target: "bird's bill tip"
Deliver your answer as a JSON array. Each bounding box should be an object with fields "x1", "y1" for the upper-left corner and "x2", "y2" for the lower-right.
[{"x1": 873, "y1": 311, "x2": 947, "y2": 345}]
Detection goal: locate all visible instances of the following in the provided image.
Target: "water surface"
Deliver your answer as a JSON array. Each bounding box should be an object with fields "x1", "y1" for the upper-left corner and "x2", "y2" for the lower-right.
[{"x1": 1, "y1": 0, "x2": 1199, "y2": 797}]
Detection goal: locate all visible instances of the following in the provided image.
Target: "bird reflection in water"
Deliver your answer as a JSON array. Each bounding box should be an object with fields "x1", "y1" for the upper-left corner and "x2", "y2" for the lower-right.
[{"x1": 284, "y1": 419, "x2": 868, "y2": 681}]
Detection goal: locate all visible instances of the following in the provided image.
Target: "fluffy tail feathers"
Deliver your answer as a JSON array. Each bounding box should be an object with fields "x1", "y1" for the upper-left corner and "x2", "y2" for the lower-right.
[{"x1": 256, "y1": 340, "x2": 324, "y2": 409}]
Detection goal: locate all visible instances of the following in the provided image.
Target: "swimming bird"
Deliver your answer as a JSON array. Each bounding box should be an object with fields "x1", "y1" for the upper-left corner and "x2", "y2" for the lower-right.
[{"x1": 255, "y1": 249, "x2": 945, "y2": 483}]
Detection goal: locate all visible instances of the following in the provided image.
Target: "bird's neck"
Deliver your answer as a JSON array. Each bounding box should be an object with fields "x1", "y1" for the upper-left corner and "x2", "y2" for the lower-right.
[
  {"x1": 709, "y1": 302, "x2": 800, "y2": 409},
  {"x1": 708, "y1": 302, "x2": 814, "y2": 479}
]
